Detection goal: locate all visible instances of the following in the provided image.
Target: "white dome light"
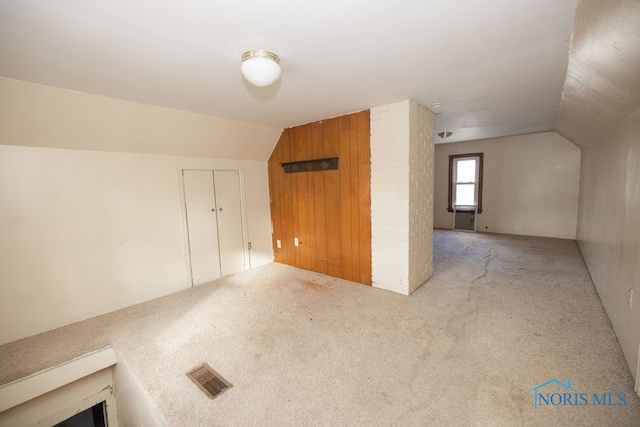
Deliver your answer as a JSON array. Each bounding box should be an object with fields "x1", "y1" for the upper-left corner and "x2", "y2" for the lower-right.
[{"x1": 241, "y1": 50, "x2": 281, "y2": 87}]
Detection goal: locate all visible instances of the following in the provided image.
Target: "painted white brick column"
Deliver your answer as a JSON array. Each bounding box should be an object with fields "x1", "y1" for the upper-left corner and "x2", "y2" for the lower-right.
[
  {"x1": 370, "y1": 100, "x2": 434, "y2": 295},
  {"x1": 408, "y1": 101, "x2": 435, "y2": 293}
]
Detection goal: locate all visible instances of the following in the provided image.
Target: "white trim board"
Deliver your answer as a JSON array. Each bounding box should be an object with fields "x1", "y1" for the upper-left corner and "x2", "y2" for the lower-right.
[{"x1": 0, "y1": 346, "x2": 117, "y2": 413}]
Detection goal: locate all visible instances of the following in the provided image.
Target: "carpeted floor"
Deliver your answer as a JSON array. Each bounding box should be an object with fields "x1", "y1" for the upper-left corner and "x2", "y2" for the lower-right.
[{"x1": 1, "y1": 230, "x2": 639, "y2": 425}]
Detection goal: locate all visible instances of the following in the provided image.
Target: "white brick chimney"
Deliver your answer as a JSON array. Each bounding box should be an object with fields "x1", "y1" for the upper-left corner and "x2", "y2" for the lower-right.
[{"x1": 370, "y1": 99, "x2": 434, "y2": 295}]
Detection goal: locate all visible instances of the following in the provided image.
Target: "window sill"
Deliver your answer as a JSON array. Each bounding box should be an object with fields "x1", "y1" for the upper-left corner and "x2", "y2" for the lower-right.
[{"x1": 447, "y1": 208, "x2": 482, "y2": 213}]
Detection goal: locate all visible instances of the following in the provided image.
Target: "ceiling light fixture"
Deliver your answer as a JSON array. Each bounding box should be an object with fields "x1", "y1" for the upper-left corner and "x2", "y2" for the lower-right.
[
  {"x1": 438, "y1": 132, "x2": 453, "y2": 138},
  {"x1": 241, "y1": 50, "x2": 281, "y2": 87}
]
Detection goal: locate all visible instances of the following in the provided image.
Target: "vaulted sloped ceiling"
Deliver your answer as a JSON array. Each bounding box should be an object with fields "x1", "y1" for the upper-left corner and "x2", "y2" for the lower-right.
[
  {"x1": 0, "y1": 0, "x2": 576, "y2": 144},
  {"x1": 556, "y1": 0, "x2": 640, "y2": 148}
]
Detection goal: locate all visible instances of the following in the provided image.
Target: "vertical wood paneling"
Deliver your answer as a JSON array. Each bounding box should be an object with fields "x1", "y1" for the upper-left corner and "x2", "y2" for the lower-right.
[
  {"x1": 276, "y1": 134, "x2": 288, "y2": 264},
  {"x1": 357, "y1": 110, "x2": 372, "y2": 285},
  {"x1": 349, "y1": 113, "x2": 361, "y2": 282},
  {"x1": 294, "y1": 125, "x2": 311, "y2": 270},
  {"x1": 281, "y1": 130, "x2": 295, "y2": 267},
  {"x1": 289, "y1": 129, "x2": 300, "y2": 268},
  {"x1": 324, "y1": 118, "x2": 343, "y2": 278},
  {"x1": 312, "y1": 122, "x2": 328, "y2": 274},
  {"x1": 267, "y1": 111, "x2": 371, "y2": 286},
  {"x1": 268, "y1": 138, "x2": 282, "y2": 263},
  {"x1": 339, "y1": 115, "x2": 353, "y2": 281},
  {"x1": 305, "y1": 124, "x2": 317, "y2": 273}
]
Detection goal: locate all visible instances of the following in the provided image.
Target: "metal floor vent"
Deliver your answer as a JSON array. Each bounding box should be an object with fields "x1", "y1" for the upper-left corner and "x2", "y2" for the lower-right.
[{"x1": 186, "y1": 363, "x2": 232, "y2": 399}]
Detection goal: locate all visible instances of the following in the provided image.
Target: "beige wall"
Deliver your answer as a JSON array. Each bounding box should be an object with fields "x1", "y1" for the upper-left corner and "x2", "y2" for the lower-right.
[
  {"x1": 0, "y1": 78, "x2": 279, "y2": 344},
  {"x1": 0, "y1": 145, "x2": 272, "y2": 344},
  {"x1": 0, "y1": 77, "x2": 282, "y2": 160},
  {"x1": 556, "y1": 0, "x2": 640, "y2": 385},
  {"x1": 113, "y1": 357, "x2": 165, "y2": 426},
  {"x1": 434, "y1": 132, "x2": 580, "y2": 239}
]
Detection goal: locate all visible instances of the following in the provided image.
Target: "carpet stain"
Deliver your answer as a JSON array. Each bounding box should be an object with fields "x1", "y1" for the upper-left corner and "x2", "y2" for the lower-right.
[{"x1": 298, "y1": 279, "x2": 328, "y2": 291}]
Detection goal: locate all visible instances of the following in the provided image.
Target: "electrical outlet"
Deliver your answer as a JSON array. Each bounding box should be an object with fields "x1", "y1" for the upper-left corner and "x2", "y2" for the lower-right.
[
  {"x1": 294, "y1": 237, "x2": 299, "y2": 247},
  {"x1": 629, "y1": 287, "x2": 634, "y2": 308},
  {"x1": 276, "y1": 240, "x2": 281, "y2": 249}
]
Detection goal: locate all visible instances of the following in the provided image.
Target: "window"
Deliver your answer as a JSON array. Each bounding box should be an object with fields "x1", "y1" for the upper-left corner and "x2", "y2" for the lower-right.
[{"x1": 447, "y1": 153, "x2": 483, "y2": 213}]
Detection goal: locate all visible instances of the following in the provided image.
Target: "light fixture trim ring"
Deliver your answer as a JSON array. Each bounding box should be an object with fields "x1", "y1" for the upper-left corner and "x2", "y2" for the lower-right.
[{"x1": 242, "y1": 50, "x2": 280, "y2": 64}]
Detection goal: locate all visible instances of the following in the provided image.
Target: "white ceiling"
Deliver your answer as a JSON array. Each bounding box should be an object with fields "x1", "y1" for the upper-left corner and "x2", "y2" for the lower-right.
[{"x1": 0, "y1": 0, "x2": 577, "y2": 144}]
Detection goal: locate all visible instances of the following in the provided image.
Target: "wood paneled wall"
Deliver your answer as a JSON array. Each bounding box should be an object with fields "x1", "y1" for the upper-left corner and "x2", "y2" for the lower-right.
[{"x1": 268, "y1": 110, "x2": 371, "y2": 285}]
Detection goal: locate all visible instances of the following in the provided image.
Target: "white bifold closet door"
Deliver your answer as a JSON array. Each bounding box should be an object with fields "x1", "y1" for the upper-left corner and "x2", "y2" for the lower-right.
[
  {"x1": 213, "y1": 170, "x2": 245, "y2": 276},
  {"x1": 183, "y1": 170, "x2": 245, "y2": 286}
]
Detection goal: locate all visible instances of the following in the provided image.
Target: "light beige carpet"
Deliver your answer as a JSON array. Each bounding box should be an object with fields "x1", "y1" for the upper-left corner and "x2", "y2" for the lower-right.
[{"x1": 1, "y1": 230, "x2": 639, "y2": 425}]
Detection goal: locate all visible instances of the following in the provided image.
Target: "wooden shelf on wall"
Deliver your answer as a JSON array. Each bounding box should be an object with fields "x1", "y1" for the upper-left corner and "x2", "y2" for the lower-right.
[{"x1": 281, "y1": 157, "x2": 339, "y2": 174}]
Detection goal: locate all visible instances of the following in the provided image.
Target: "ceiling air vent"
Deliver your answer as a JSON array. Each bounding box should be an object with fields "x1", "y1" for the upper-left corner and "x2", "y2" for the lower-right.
[{"x1": 186, "y1": 363, "x2": 233, "y2": 399}]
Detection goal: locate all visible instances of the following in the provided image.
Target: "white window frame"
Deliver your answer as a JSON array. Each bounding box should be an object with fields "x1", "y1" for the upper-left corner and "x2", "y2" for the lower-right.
[
  {"x1": 448, "y1": 153, "x2": 484, "y2": 214},
  {"x1": 453, "y1": 156, "x2": 480, "y2": 208}
]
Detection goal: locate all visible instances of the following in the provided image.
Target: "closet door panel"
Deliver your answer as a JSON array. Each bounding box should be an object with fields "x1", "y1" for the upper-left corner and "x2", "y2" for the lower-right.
[
  {"x1": 183, "y1": 170, "x2": 221, "y2": 285},
  {"x1": 214, "y1": 170, "x2": 246, "y2": 276}
]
